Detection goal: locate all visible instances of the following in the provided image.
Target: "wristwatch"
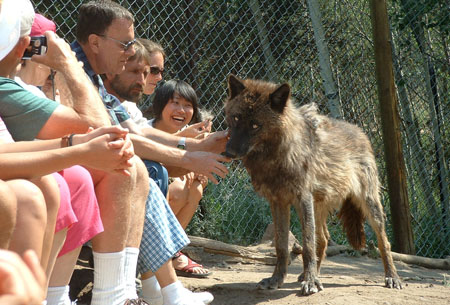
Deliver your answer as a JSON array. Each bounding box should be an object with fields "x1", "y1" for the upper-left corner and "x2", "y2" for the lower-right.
[{"x1": 177, "y1": 137, "x2": 186, "y2": 150}]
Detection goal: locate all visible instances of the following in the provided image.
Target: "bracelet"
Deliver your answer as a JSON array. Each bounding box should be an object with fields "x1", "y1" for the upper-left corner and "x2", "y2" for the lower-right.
[{"x1": 61, "y1": 134, "x2": 76, "y2": 148}]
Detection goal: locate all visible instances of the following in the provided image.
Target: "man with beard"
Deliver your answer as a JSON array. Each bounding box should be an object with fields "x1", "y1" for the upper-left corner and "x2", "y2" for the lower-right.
[{"x1": 103, "y1": 39, "x2": 215, "y2": 305}]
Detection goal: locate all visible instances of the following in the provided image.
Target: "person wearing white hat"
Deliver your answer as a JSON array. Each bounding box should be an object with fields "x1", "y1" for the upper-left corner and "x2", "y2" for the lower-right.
[{"x1": 0, "y1": 1, "x2": 150, "y2": 305}]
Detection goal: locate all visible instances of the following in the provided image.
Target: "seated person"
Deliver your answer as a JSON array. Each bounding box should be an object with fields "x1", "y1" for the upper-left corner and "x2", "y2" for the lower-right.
[
  {"x1": 102, "y1": 38, "x2": 216, "y2": 303},
  {"x1": 0, "y1": 2, "x2": 148, "y2": 305},
  {"x1": 149, "y1": 80, "x2": 212, "y2": 278}
]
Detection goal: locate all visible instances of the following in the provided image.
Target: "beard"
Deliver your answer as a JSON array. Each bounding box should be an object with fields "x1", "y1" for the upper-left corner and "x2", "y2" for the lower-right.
[{"x1": 110, "y1": 75, "x2": 143, "y2": 102}]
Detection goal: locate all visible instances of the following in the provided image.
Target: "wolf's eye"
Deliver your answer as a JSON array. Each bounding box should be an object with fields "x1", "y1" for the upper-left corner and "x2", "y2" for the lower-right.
[
  {"x1": 234, "y1": 116, "x2": 239, "y2": 122},
  {"x1": 252, "y1": 124, "x2": 259, "y2": 129}
]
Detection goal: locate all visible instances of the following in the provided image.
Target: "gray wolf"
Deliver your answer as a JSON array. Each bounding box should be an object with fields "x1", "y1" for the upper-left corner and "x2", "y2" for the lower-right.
[{"x1": 223, "y1": 74, "x2": 402, "y2": 295}]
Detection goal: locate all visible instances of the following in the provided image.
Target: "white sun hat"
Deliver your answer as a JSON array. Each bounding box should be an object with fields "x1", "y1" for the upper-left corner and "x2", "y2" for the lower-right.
[{"x1": 0, "y1": 0, "x2": 35, "y2": 61}]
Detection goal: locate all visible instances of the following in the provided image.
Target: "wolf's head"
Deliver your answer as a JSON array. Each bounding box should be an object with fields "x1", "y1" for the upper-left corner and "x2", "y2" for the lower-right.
[{"x1": 224, "y1": 74, "x2": 291, "y2": 159}]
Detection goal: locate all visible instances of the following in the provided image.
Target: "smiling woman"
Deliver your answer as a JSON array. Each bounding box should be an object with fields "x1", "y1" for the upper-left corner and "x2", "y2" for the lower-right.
[
  {"x1": 150, "y1": 80, "x2": 200, "y2": 133},
  {"x1": 147, "y1": 79, "x2": 213, "y2": 278}
]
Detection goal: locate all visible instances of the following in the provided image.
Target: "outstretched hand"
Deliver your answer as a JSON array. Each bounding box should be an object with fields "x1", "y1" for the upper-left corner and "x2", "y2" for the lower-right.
[
  {"x1": 184, "y1": 151, "x2": 230, "y2": 184},
  {"x1": 177, "y1": 120, "x2": 212, "y2": 139},
  {"x1": 198, "y1": 130, "x2": 230, "y2": 154}
]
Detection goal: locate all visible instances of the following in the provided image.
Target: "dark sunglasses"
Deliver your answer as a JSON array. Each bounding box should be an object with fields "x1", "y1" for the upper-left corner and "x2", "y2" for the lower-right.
[
  {"x1": 150, "y1": 66, "x2": 164, "y2": 76},
  {"x1": 99, "y1": 35, "x2": 136, "y2": 51}
]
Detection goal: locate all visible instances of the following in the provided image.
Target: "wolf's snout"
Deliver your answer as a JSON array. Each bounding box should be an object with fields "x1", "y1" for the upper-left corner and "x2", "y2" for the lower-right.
[{"x1": 224, "y1": 143, "x2": 238, "y2": 159}]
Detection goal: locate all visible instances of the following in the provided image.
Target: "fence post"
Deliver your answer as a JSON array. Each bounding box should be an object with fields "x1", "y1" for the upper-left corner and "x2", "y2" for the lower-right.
[{"x1": 369, "y1": 0, "x2": 415, "y2": 254}]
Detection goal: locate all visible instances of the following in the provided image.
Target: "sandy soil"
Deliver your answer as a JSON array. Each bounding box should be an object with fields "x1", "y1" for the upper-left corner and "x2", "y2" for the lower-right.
[{"x1": 70, "y1": 246, "x2": 450, "y2": 305}]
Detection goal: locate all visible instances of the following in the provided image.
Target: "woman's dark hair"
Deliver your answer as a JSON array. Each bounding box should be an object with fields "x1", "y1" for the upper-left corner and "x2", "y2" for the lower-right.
[
  {"x1": 76, "y1": 0, "x2": 134, "y2": 44},
  {"x1": 152, "y1": 80, "x2": 200, "y2": 125}
]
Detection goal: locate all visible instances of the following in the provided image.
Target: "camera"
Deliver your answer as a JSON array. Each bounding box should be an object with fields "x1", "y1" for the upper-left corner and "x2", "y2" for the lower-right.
[{"x1": 22, "y1": 36, "x2": 47, "y2": 59}]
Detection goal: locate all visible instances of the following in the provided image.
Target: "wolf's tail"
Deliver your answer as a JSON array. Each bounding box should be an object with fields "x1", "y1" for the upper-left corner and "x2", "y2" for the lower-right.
[{"x1": 338, "y1": 198, "x2": 366, "y2": 250}]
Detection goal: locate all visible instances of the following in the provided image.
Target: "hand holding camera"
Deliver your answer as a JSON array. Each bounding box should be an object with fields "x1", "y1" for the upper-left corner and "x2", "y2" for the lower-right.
[
  {"x1": 28, "y1": 31, "x2": 80, "y2": 73},
  {"x1": 22, "y1": 36, "x2": 47, "y2": 59}
]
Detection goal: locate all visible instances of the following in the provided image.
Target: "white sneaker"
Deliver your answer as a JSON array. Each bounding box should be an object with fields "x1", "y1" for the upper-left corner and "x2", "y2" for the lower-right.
[
  {"x1": 192, "y1": 291, "x2": 213, "y2": 304},
  {"x1": 181, "y1": 288, "x2": 213, "y2": 305}
]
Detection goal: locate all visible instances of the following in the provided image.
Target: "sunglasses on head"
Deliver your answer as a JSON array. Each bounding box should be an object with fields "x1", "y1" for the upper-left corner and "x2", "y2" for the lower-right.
[{"x1": 150, "y1": 66, "x2": 164, "y2": 76}]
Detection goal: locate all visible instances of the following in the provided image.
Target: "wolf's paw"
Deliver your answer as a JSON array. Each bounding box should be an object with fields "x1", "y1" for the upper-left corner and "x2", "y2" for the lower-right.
[
  {"x1": 385, "y1": 277, "x2": 402, "y2": 289},
  {"x1": 257, "y1": 275, "x2": 284, "y2": 290},
  {"x1": 298, "y1": 272, "x2": 323, "y2": 296}
]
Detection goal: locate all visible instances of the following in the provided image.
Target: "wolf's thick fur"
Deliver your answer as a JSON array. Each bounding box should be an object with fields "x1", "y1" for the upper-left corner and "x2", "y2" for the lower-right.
[{"x1": 224, "y1": 75, "x2": 402, "y2": 295}]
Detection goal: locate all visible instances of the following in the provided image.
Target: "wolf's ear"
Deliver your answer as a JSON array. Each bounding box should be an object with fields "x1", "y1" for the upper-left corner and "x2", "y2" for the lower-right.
[
  {"x1": 228, "y1": 74, "x2": 246, "y2": 100},
  {"x1": 269, "y1": 83, "x2": 290, "y2": 113}
]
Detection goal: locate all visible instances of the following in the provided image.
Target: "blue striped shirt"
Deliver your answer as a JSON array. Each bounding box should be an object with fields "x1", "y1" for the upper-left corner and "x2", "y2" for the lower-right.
[{"x1": 71, "y1": 41, "x2": 130, "y2": 125}]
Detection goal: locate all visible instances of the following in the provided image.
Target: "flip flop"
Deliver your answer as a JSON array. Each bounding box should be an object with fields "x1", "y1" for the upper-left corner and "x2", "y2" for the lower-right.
[{"x1": 173, "y1": 252, "x2": 212, "y2": 278}]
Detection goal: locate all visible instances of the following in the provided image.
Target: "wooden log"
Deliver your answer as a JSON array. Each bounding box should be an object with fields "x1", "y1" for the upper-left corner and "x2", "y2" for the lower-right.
[
  {"x1": 381, "y1": 249, "x2": 450, "y2": 270},
  {"x1": 188, "y1": 236, "x2": 347, "y2": 265},
  {"x1": 188, "y1": 236, "x2": 450, "y2": 269}
]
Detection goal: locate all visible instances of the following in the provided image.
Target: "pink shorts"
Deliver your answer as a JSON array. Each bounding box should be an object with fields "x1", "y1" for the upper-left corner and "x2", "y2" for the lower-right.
[
  {"x1": 52, "y1": 172, "x2": 77, "y2": 232},
  {"x1": 55, "y1": 166, "x2": 104, "y2": 257}
]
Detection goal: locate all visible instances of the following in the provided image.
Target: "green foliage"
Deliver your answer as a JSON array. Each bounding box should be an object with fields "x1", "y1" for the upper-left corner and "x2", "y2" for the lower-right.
[{"x1": 186, "y1": 165, "x2": 273, "y2": 245}]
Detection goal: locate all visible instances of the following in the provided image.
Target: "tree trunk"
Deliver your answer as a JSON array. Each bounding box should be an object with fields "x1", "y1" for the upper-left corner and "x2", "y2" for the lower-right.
[
  {"x1": 306, "y1": 0, "x2": 342, "y2": 119},
  {"x1": 370, "y1": 0, "x2": 415, "y2": 254}
]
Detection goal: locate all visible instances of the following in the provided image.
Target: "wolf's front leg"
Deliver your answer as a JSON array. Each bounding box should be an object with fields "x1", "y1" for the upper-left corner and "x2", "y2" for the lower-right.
[
  {"x1": 294, "y1": 192, "x2": 323, "y2": 295},
  {"x1": 257, "y1": 202, "x2": 291, "y2": 290}
]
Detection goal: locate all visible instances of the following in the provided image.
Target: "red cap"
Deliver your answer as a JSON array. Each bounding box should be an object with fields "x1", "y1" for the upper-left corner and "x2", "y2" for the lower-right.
[{"x1": 30, "y1": 14, "x2": 56, "y2": 36}]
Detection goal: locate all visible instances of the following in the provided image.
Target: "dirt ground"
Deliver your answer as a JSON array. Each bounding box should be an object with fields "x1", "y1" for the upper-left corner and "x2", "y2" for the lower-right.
[{"x1": 70, "y1": 246, "x2": 450, "y2": 305}]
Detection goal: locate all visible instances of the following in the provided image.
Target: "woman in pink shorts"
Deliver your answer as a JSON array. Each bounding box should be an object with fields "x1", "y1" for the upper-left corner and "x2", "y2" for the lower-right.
[{"x1": 0, "y1": 116, "x2": 132, "y2": 303}]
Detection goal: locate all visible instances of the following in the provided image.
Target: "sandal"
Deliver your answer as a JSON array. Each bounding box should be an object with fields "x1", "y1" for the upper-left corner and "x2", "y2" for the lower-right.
[{"x1": 173, "y1": 251, "x2": 212, "y2": 278}]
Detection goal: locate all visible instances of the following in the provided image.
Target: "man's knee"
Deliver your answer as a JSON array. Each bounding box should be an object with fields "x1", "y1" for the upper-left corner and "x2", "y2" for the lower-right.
[{"x1": 134, "y1": 156, "x2": 150, "y2": 197}]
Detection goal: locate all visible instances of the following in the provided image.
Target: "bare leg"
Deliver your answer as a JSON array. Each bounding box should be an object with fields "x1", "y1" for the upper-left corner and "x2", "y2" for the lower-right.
[
  {"x1": 169, "y1": 179, "x2": 204, "y2": 229},
  {"x1": 45, "y1": 228, "x2": 67, "y2": 286},
  {"x1": 125, "y1": 158, "x2": 149, "y2": 248},
  {"x1": 169, "y1": 179, "x2": 210, "y2": 276},
  {"x1": 30, "y1": 175, "x2": 60, "y2": 272},
  {"x1": 88, "y1": 158, "x2": 147, "y2": 304},
  {"x1": 0, "y1": 180, "x2": 17, "y2": 249},
  {"x1": 7, "y1": 179, "x2": 47, "y2": 261},
  {"x1": 48, "y1": 246, "x2": 82, "y2": 286},
  {"x1": 89, "y1": 168, "x2": 133, "y2": 252}
]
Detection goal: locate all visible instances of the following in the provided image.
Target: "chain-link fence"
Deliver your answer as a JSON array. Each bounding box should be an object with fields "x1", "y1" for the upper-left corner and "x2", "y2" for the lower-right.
[{"x1": 32, "y1": 0, "x2": 449, "y2": 259}]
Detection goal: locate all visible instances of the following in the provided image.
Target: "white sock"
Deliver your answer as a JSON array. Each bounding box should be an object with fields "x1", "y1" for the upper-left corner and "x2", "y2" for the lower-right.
[
  {"x1": 90, "y1": 250, "x2": 126, "y2": 305},
  {"x1": 161, "y1": 281, "x2": 214, "y2": 305},
  {"x1": 46, "y1": 286, "x2": 71, "y2": 305},
  {"x1": 124, "y1": 247, "x2": 139, "y2": 299},
  {"x1": 161, "y1": 281, "x2": 185, "y2": 305},
  {"x1": 141, "y1": 276, "x2": 162, "y2": 305}
]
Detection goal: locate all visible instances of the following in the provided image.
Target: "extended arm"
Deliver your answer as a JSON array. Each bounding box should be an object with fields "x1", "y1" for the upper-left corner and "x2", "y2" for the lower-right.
[
  {"x1": 0, "y1": 126, "x2": 134, "y2": 179},
  {"x1": 130, "y1": 133, "x2": 229, "y2": 184}
]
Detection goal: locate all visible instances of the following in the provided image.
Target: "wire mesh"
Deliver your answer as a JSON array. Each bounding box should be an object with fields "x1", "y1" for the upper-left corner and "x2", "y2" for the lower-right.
[{"x1": 32, "y1": 0, "x2": 449, "y2": 258}]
